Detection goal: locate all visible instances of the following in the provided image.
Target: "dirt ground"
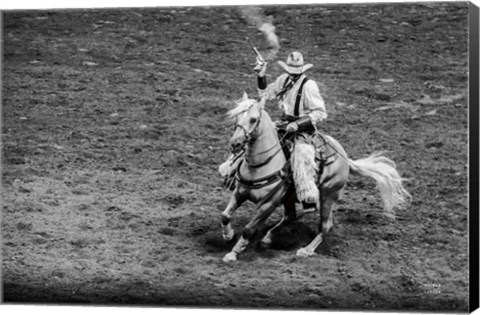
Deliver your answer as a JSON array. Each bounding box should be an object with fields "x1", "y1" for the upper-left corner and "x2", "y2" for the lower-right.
[{"x1": 1, "y1": 2, "x2": 470, "y2": 312}]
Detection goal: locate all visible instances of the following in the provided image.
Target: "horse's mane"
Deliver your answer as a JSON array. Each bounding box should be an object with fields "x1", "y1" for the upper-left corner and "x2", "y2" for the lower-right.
[{"x1": 227, "y1": 99, "x2": 258, "y2": 120}]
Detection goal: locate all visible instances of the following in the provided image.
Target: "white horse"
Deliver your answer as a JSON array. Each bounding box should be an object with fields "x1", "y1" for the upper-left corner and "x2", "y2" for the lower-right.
[{"x1": 219, "y1": 94, "x2": 411, "y2": 262}]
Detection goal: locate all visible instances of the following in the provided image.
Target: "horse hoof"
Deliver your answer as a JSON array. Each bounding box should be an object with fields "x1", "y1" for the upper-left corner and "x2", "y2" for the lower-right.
[
  {"x1": 223, "y1": 252, "x2": 237, "y2": 263},
  {"x1": 260, "y1": 236, "x2": 272, "y2": 248},
  {"x1": 260, "y1": 240, "x2": 271, "y2": 249},
  {"x1": 296, "y1": 248, "x2": 314, "y2": 257}
]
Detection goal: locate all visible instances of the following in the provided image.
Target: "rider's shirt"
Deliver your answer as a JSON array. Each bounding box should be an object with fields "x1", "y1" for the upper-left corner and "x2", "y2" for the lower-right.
[{"x1": 258, "y1": 73, "x2": 327, "y2": 128}]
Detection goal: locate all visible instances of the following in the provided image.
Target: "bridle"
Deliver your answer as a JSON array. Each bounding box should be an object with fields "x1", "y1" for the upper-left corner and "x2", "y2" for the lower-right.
[
  {"x1": 233, "y1": 109, "x2": 262, "y2": 148},
  {"x1": 232, "y1": 109, "x2": 287, "y2": 168}
]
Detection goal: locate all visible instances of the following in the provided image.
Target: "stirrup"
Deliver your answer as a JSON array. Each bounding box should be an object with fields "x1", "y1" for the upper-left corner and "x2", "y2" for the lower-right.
[
  {"x1": 302, "y1": 201, "x2": 316, "y2": 210},
  {"x1": 296, "y1": 202, "x2": 316, "y2": 218}
]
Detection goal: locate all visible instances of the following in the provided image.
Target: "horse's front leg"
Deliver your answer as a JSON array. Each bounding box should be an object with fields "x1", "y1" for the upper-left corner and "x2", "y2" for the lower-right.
[
  {"x1": 261, "y1": 184, "x2": 297, "y2": 247},
  {"x1": 223, "y1": 185, "x2": 287, "y2": 262},
  {"x1": 221, "y1": 190, "x2": 246, "y2": 241}
]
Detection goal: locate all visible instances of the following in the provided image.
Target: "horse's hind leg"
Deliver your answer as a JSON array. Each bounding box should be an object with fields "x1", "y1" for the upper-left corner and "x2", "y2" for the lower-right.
[
  {"x1": 261, "y1": 184, "x2": 297, "y2": 246},
  {"x1": 296, "y1": 189, "x2": 341, "y2": 257}
]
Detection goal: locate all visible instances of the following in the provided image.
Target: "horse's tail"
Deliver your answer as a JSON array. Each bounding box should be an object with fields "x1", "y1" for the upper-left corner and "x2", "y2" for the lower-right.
[{"x1": 347, "y1": 152, "x2": 411, "y2": 218}]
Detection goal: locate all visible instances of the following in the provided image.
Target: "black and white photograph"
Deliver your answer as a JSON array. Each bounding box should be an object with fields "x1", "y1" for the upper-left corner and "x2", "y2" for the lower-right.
[{"x1": 1, "y1": 0, "x2": 478, "y2": 313}]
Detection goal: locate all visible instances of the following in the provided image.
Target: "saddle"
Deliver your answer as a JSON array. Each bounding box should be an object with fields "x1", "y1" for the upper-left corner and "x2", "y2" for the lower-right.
[{"x1": 277, "y1": 128, "x2": 338, "y2": 179}]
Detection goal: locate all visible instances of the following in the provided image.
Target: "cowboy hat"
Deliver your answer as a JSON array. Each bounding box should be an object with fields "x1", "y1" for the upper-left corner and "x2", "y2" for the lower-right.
[{"x1": 277, "y1": 51, "x2": 313, "y2": 74}]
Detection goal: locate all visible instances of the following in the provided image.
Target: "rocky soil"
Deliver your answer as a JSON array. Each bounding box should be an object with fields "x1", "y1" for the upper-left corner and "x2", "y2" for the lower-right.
[{"x1": 2, "y1": 2, "x2": 469, "y2": 311}]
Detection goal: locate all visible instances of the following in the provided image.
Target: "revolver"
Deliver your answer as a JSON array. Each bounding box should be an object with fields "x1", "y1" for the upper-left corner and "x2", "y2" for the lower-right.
[{"x1": 252, "y1": 46, "x2": 265, "y2": 63}]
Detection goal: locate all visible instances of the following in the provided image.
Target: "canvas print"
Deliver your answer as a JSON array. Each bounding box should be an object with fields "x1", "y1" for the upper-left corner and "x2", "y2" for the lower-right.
[{"x1": 1, "y1": 1, "x2": 474, "y2": 312}]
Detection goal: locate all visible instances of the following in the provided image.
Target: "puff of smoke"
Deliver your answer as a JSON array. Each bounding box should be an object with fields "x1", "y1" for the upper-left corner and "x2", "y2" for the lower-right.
[
  {"x1": 259, "y1": 23, "x2": 280, "y2": 60},
  {"x1": 239, "y1": 6, "x2": 280, "y2": 61}
]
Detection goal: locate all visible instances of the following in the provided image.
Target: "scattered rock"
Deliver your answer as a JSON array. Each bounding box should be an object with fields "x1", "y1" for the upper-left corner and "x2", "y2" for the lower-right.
[
  {"x1": 159, "y1": 227, "x2": 176, "y2": 236},
  {"x1": 112, "y1": 166, "x2": 127, "y2": 172},
  {"x1": 416, "y1": 93, "x2": 465, "y2": 106},
  {"x1": 106, "y1": 206, "x2": 121, "y2": 212},
  {"x1": 82, "y1": 61, "x2": 98, "y2": 67},
  {"x1": 438, "y1": 93, "x2": 464, "y2": 103},
  {"x1": 375, "y1": 101, "x2": 420, "y2": 112},
  {"x1": 32, "y1": 236, "x2": 49, "y2": 245},
  {"x1": 193, "y1": 68, "x2": 211, "y2": 75},
  {"x1": 416, "y1": 94, "x2": 435, "y2": 105},
  {"x1": 425, "y1": 141, "x2": 444, "y2": 149},
  {"x1": 18, "y1": 186, "x2": 31, "y2": 193},
  {"x1": 71, "y1": 188, "x2": 90, "y2": 195},
  {"x1": 69, "y1": 238, "x2": 90, "y2": 248},
  {"x1": 119, "y1": 211, "x2": 137, "y2": 221},
  {"x1": 379, "y1": 78, "x2": 394, "y2": 83},
  {"x1": 424, "y1": 81, "x2": 447, "y2": 91},
  {"x1": 371, "y1": 91, "x2": 392, "y2": 101}
]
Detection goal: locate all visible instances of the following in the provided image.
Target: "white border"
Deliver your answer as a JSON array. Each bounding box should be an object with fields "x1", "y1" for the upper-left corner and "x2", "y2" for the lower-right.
[
  {"x1": 0, "y1": 305, "x2": 422, "y2": 315},
  {"x1": 1, "y1": 0, "x2": 477, "y2": 315},
  {"x1": 0, "y1": 0, "x2": 473, "y2": 10}
]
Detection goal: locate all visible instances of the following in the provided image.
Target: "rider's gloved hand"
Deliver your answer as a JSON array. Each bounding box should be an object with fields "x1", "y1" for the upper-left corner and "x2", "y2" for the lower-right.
[
  {"x1": 286, "y1": 122, "x2": 298, "y2": 133},
  {"x1": 274, "y1": 120, "x2": 286, "y2": 129},
  {"x1": 253, "y1": 57, "x2": 267, "y2": 77}
]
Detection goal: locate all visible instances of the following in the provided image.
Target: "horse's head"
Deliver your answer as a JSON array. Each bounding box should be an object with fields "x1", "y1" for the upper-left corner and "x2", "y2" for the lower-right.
[{"x1": 227, "y1": 93, "x2": 266, "y2": 153}]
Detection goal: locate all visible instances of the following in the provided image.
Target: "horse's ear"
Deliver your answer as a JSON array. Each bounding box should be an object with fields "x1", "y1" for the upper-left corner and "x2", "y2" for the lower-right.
[{"x1": 241, "y1": 92, "x2": 249, "y2": 102}]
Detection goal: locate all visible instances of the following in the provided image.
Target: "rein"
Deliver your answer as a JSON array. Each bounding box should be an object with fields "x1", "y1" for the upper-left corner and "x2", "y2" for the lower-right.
[
  {"x1": 235, "y1": 127, "x2": 289, "y2": 168},
  {"x1": 233, "y1": 109, "x2": 289, "y2": 169},
  {"x1": 245, "y1": 144, "x2": 283, "y2": 168}
]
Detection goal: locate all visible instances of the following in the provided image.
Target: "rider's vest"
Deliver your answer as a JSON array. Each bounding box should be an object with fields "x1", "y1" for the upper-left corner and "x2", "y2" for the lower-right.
[{"x1": 277, "y1": 76, "x2": 310, "y2": 118}]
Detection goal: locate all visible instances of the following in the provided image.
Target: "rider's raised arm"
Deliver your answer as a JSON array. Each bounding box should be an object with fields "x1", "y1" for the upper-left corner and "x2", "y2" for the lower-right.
[
  {"x1": 254, "y1": 54, "x2": 288, "y2": 103},
  {"x1": 303, "y1": 80, "x2": 328, "y2": 127},
  {"x1": 257, "y1": 73, "x2": 288, "y2": 102}
]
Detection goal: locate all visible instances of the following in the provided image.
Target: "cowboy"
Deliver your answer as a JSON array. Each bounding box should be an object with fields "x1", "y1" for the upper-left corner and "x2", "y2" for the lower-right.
[{"x1": 254, "y1": 51, "x2": 328, "y2": 209}]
